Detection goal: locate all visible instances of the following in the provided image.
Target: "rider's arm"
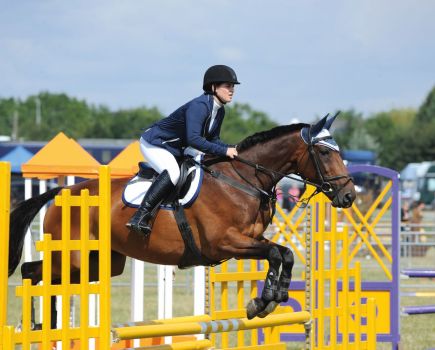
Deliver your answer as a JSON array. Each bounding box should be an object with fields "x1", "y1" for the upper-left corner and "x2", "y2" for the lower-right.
[{"x1": 185, "y1": 102, "x2": 228, "y2": 156}]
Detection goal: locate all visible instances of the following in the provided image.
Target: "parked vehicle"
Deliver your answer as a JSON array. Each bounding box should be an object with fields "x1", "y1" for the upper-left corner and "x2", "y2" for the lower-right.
[{"x1": 401, "y1": 162, "x2": 435, "y2": 205}]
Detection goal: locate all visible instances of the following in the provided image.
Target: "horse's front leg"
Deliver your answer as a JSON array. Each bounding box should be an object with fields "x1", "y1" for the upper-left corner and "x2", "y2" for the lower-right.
[
  {"x1": 215, "y1": 231, "x2": 288, "y2": 319},
  {"x1": 246, "y1": 243, "x2": 294, "y2": 319},
  {"x1": 275, "y1": 245, "x2": 294, "y2": 303},
  {"x1": 246, "y1": 244, "x2": 283, "y2": 319}
]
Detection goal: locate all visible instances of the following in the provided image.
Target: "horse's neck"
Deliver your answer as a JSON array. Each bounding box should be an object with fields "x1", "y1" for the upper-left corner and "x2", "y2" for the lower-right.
[{"x1": 237, "y1": 133, "x2": 304, "y2": 191}]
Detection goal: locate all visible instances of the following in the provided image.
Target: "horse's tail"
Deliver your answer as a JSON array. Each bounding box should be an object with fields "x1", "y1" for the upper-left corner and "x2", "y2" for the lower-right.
[{"x1": 8, "y1": 187, "x2": 63, "y2": 277}]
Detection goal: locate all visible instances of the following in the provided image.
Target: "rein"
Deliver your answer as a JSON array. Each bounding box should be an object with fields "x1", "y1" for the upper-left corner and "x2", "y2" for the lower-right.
[{"x1": 199, "y1": 162, "x2": 267, "y2": 200}]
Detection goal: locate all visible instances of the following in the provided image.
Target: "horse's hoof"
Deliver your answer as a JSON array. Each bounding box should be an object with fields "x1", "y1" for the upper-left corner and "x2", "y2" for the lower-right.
[
  {"x1": 257, "y1": 301, "x2": 278, "y2": 318},
  {"x1": 246, "y1": 297, "x2": 266, "y2": 320},
  {"x1": 276, "y1": 291, "x2": 289, "y2": 303}
]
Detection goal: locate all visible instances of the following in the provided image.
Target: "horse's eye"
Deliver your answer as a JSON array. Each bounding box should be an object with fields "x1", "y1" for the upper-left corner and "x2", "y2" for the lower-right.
[{"x1": 319, "y1": 148, "x2": 330, "y2": 156}]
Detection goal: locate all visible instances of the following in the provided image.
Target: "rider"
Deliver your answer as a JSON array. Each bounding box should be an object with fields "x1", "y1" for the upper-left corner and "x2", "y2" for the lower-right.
[{"x1": 126, "y1": 65, "x2": 240, "y2": 235}]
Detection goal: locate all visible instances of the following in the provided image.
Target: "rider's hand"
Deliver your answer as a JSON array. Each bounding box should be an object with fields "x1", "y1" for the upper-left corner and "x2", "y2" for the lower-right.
[{"x1": 226, "y1": 147, "x2": 238, "y2": 159}]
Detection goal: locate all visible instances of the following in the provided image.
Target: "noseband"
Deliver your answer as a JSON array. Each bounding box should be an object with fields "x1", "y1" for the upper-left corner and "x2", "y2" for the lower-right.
[{"x1": 303, "y1": 132, "x2": 353, "y2": 199}]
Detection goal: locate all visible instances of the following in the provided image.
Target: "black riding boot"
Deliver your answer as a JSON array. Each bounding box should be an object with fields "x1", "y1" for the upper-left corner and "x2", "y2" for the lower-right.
[{"x1": 126, "y1": 170, "x2": 174, "y2": 235}]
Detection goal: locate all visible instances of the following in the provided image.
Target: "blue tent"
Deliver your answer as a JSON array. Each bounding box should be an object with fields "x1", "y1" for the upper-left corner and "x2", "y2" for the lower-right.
[{"x1": 0, "y1": 146, "x2": 34, "y2": 173}]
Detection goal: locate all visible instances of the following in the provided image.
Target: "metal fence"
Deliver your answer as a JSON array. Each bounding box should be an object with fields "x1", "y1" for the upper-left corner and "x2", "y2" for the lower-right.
[{"x1": 400, "y1": 221, "x2": 435, "y2": 259}]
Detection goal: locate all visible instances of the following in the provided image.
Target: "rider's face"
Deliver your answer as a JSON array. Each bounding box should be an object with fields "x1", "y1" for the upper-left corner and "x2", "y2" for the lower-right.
[{"x1": 214, "y1": 83, "x2": 235, "y2": 104}]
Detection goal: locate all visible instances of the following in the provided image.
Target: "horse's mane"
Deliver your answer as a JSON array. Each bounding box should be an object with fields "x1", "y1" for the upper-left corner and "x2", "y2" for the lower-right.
[{"x1": 237, "y1": 123, "x2": 309, "y2": 152}]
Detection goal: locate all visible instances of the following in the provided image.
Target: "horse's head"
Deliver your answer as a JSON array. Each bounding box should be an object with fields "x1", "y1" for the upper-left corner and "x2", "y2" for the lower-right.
[{"x1": 298, "y1": 114, "x2": 356, "y2": 208}]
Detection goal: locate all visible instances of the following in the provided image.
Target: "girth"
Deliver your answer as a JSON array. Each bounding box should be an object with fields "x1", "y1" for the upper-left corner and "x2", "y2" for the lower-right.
[{"x1": 174, "y1": 203, "x2": 222, "y2": 269}]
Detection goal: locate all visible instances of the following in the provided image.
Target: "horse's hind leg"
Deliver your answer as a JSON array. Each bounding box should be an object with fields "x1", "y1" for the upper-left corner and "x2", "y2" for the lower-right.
[
  {"x1": 21, "y1": 260, "x2": 43, "y2": 285},
  {"x1": 21, "y1": 261, "x2": 43, "y2": 330},
  {"x1": 69, "y1": 250, "x2": 127, "y2": 283},
  {"x1": 20, "y1": 261, "x2": 60, "y2": 329}
]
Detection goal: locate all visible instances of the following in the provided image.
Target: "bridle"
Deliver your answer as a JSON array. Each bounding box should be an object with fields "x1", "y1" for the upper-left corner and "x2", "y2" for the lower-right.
[
  {"x1": 299, "y1": 126, "x2": 353, "y2": 201},
  {"x1": 228, "y1": 126, "x2": 353, "y2": 206},
  {"x1": 198, "y1": 125, "x2": 353, "y2": 210}
]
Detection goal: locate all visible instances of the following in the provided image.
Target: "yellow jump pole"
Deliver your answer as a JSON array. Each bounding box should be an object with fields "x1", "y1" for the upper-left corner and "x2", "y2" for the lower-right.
[
  {"x1": 98, "y1": 165, "x2": 112, "y2": 348},
  {"x1": 112, "y1": 311, "x2": 311, "y2": 343},
  {"x1": 133, "y1": 339, "x2": 213, "y2": 350},
  {"x1": 0, "y1": 162, "x2": 11, "y2": 350}
]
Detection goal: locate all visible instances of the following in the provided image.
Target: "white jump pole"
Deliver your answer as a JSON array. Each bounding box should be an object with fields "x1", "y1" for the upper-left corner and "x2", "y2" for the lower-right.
[
  {"x1": 38, "y1": 179, "x2": 47, "y2": 325},
  {"x1": 88, "y1": 292, "x2": 97, "y2": 350},
  {"x1": 66, "y1": 176, "x2": 80, "y2": 346},
  {"x1": 193, "y1": 266, "x2": 205, "y2": 316},
  {"x1": 158, "y1": 265, "x2": 173, "y2": 319},
  {"x1": 194, "y1": 266, "x2": 206, "y2": 340},
  {"x1": 158, "y1": 264, "x2": 173, "y2": 344},
  {"x1": 38, "y1": 179, "x2": 47, "y2": 245},
  {"x1": 24, "y1": 178, "x2": 33, "y2": 263},
  {"x1": 131, "y1": 259, "x2": 145, "y2": 348}
]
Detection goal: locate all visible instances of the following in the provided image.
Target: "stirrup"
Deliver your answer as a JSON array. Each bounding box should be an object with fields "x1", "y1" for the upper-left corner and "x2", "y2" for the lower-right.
[
  {"x1": 126, "y1": 220, "x2": 152, "y2": 236},
  {"x1": 126, "y1": 211, "x2": 153, "y2": 236},
  {"x1": 136, "y1": 221, "x2": 152, "y2": 235}
]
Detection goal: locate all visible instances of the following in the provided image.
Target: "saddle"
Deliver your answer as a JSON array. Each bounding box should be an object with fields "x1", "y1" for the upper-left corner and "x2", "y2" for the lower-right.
[
  {"x1": 122, "y1": 157, "x2": 203, "y2": 209},
  {"x1": 138, "y1": 159, "x2": 195, "y2": 202},
  {"x1": 123, "y1": 156, "x2": 220, "y2": 268}
]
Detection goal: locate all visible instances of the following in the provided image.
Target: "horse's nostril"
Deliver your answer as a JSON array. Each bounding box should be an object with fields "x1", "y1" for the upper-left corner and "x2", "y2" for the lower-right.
[{"x1": 344, "y1": 192, "x2": 353, "y2": 205}]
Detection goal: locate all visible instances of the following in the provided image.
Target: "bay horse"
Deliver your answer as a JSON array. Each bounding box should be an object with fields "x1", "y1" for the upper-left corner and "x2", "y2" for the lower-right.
[{"x1": 8, "y1": 114, "x2": 355, "y2": 320}]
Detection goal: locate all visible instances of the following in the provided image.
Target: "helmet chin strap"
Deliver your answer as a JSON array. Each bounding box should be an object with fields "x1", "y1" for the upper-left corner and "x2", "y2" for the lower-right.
[{"x1": 213, "y1": 85, "x2": 227, "y2": 105}]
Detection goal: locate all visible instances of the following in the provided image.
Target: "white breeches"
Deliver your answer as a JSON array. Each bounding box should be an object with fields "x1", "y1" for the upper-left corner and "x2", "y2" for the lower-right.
[{"x1": 139, "y1": 137, "x2": 180, "y2": 185}]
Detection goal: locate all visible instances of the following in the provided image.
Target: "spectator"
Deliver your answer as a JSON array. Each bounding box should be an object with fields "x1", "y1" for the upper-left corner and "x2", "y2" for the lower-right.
[
  {"x1": 288, "y1": 184, "x2": 301, "y2": 211},
  {"x1": 410, "y1": 200, "x2": 426, "y2": 244},
  {"x1": 401, "y1": 201, "x2": 410, "y2": 223},
  {"x1": 275, "y1": 184, "x2": 283, "y2": 207},
  {"x1": 410, "y1": 200, "x2": 424, "y2": 226}
]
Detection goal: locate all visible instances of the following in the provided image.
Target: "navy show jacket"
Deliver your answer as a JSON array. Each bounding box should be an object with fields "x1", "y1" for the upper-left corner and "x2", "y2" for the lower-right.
[{"x1": 141, "y1": 94, "x2": 228, "y2": 157}]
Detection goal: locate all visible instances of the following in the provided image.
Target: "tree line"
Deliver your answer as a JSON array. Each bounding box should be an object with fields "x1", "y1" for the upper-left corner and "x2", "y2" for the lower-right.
[
  {"x1": 0, "y1": 87, "x2": 434, "y2": 171},
  {"x1": 0, "y1": 92, "x2": 276, "y2": 147},
  {"x1": 333, "y1": 85, "x2": 435, "y2": 170}
]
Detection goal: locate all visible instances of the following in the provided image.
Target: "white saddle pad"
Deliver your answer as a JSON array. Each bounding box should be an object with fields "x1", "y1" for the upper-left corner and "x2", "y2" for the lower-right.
[{"x1": 122, "y1": 157, "x2": 204, "y2": 209}]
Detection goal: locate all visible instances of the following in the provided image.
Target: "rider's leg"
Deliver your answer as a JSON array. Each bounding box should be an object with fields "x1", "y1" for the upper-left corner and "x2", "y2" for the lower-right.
[
  {"x1": 126, "y1": 170, "x2": 174, "y2": 234},
  {"x1": 126, "y1": 138, "x2": 179, "y2": 235}
]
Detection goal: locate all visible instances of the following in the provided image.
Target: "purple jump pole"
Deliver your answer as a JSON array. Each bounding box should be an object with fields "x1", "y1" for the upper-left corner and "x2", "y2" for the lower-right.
[
  {"x1": 402, "y1": 305, "x2": 435, "y2": 315},
  {"x1": 401, "y1": 269, "x2": 435, "y2": 278}
]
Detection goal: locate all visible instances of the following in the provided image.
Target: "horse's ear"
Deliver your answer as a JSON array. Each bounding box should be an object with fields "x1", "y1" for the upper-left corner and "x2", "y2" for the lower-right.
[
  {"x1": 310, "y1": 114, "x2": 329, "y2": 137},
  {"x1": 324, "y1": 111, "x2": 340, "y2": 130}
]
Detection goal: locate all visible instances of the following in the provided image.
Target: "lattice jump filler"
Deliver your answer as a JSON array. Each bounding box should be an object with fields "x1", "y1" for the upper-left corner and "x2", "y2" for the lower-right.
[{"x1": 2, "y1": 165, "x2": 111, "y2": 349}]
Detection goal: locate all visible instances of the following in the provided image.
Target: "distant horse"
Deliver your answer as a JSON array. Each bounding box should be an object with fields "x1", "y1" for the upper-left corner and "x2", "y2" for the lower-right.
[{"x1": 8, "y1": 114, "x2": 355, "y2": 320}]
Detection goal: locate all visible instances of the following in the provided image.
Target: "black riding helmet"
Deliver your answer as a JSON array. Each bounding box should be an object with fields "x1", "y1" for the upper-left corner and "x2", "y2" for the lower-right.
[{"x1": 203, "y1": 65, "x2": 240, "y2": 93}]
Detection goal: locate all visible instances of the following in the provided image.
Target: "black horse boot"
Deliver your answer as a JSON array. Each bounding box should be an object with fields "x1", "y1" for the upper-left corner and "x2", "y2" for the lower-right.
[{"x1": 126, "y1": 170, "x2": 174, "y2": 235}]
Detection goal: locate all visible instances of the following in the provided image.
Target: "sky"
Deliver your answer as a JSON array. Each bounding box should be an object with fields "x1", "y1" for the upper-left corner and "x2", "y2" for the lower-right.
[{"x1": 1, "y1": 0, "x2": 435, "y2": 124}]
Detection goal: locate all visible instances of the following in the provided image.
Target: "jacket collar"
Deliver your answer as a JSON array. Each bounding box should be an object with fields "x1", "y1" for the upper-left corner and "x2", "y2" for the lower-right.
[{"x1": 203, "y1": 94, "x2": 224, "y2": 136}]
